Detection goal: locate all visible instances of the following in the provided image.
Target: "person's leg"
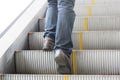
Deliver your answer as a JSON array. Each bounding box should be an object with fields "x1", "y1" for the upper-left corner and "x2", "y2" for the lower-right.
[
  {"x1": 43, "y1": 0, "x2": 58, "y2": 50},
  {"x1": 55, "y1": 0, "x2": 75, "y2": 57},
  {"x1": 54, "y1": 0, "x2": 76, "y2": 74}
]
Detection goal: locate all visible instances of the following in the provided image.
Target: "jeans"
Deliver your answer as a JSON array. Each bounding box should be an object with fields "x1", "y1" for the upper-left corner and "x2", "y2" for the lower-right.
[{"x1": 44, "y1": 0, "x2": 76, "y2": 57}]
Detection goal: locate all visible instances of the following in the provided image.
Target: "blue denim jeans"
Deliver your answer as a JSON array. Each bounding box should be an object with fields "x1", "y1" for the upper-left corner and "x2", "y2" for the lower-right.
[{"x1": 44, "y1": 0, "x2": 75, "y2": 57}]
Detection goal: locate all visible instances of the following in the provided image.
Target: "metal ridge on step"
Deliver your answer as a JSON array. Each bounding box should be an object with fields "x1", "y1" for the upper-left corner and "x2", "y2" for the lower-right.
[
  {"x1": 15, "y1": 50, "x2": 120, "y2": 74},
  {"x1": 38, "y1": 16, "x2": 120, "y2": 31},
  {"x1": 29, "y1": 31, "x2": 120, "y2": 50},
  {"x1": 1, "y1": 74, "x2": 120, "y2": 80}
]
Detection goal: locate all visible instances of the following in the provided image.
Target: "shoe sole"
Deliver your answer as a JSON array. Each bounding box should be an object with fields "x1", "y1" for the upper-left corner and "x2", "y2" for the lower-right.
[{"x1": 43, "y1": 48, "x2": 53, "y2": 51}]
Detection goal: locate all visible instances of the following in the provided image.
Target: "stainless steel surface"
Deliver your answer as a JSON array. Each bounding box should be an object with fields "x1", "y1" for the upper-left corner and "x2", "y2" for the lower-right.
[
  {"x1": 39, "y1": 16, "x2": 120, "y2": 31},
  {"x1": 29, "y1": 32, "x2": 120, "y2": 50},
  {"x1": 2, "y1": 75, "x2": 120, "y2": 80},
  {"x1": 16, "y1": 50, "x2": 120, "y2": 75}
]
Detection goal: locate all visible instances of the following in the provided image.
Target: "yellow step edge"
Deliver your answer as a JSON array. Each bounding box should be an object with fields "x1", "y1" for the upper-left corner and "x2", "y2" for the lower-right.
[
  {"x1": 79, "y1": 32, "x2": 83, "y2": 50},
  {"x1": 64, "y1": 75, "x2": 68, "y2": 80},
  {"x1": 72, "y1": 50, "x2": 77, "y2": 74},
  {"x1": 88, "y1": 5, "x2": 92, "y2": 16},
  {"x1": 92, "y1": 0, "x2": 95, "y2": 5},
  {"x1": 84, "y1": 17, "x2": 88, "y2": 31}
]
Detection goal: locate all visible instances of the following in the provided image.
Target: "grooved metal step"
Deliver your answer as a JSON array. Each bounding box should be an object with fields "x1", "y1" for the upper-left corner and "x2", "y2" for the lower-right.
[
  {"x1": 75, "y1": 0, "x2": 120, "y2": 5},
  {"x1": 1, "y1": 74, "x2": 120, "y2": 80},
  {"x1": 29, "y1": 31, "x2": 120, "y2": 50},
  {"x1": 75, "y1": 3, "x2": 120, "y2": 6},
  {"x1": 15, "y1": 50, "x2": 120, "y2": 74},
  {"x1": 15, "y1": 50, "x2": 58, "y2": 74},
  {"x1": 39, "y1": 16, "x2": 120, "y2": 31},
  {"x1": 74, "y1": 6, "x2": 120, "y2": 16}
]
